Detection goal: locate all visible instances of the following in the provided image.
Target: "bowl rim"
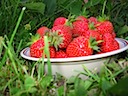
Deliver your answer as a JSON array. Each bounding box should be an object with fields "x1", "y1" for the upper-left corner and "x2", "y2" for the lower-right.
[{"x1": 20, "y1": 38, "x2": 128, "y2": 62}]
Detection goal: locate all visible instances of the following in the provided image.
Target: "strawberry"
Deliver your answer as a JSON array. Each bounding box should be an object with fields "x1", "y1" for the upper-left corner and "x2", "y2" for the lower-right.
[
  {"x1": 66, "y1": 36, "x2": 99, "y2": 57},
  {"x1": 72, "y1": 20, "x2": 89, "y2": 37},
  {"x1": 53, "y1": 17, "x2": 67, "y2": 27},
  {"x1": 96, "y1": 15, "x2": 114, "y2": 35},
  {"x1": 100, "y1": 33, "x2": 119, "y2": 53},
  {"x1": 88, "y1": 16, "x2": 98, "y2": 25},
  {"x1": 30, "y1": 38, "x2": 56, "y2": 58},
  {"x1": 51, "y1": 25, "x2": 72, "y2": 49},
  {"x1": 96, "y1": 1, "x2": 114, "y2": 35},
  {"x1": 49, "y1": 47, "x2": 56, "y2": 58},
  {"x1": 112, "y1": 31, "x2": 116, "y2": 38},
  {"x1": 55, "y1": 50, "x2": 67, "y2": 58},
  {"x1": 76, "y1": 16, "x2": 88, "y2": 23},
  {"x1": 82, "y1": 29, "x2": 102, "y2": 41},
  {"x1": 96, "y1": 21, "x2": 114, "y2": 35},
  {"x1": 82, "y1": 22, "x2": 102, "y2": 41},
  {"x1": 36, "y1": 26, "x2": 49, "y2": 37}
]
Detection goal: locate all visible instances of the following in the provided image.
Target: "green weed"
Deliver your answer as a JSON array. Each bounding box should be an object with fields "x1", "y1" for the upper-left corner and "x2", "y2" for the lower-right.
[{"x1": 0, "y1": 0, "x2": 128, "y2": 96}]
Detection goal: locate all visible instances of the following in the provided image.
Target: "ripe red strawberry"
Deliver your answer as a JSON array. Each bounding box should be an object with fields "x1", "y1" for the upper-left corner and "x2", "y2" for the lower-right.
[
  {"x1": 88, "y1": 17, "x2": 98, "y2": 25},
  {"x1": 76, "y1": 16, "x2": 88, "y2": 23},
  {"x1": 49, "y1": 47, "x2": 56, "y2": 58},
  {"x1": 55, "y1": 50, "x2": 67, "y2": 58},
  {"x1": 51, "y1": 25, "x2": 72, "y2": 49},
  {"x1": 53, "y1": 17, "x2": 67, "y2": 27},
  {"x1": 66, "y1": 36, "x2": 94, "y2": 57},
  {"x1": 30, "y1": 38, "x2": 56, "y2": 58},
  {"x1": 72, "y1": 20, "x2": 89, "y2": 37},
  {"x1": 100, "y1": 33, "x2": 119, "y2": 53},
  {"x1": 96, "y1": 21, "x2": 114, "y2": 35},
  {"x1": 37, "y1": 26, "x2": 49, "y2": 37},
  {"x1": 112, "y1": 31, "x2": 116, "y2": 38},
  {"x1": 82, "y1": 22, "x2": 102, "y2": 41},
  {"x1": 82, "y1": 29, "x2": 102, "y2": 41}
]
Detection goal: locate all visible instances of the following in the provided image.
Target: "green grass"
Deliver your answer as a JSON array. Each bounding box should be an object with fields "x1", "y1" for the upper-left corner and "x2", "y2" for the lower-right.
[{"x1": 0, "y1": 0, "x2": 128, "y2": 96}]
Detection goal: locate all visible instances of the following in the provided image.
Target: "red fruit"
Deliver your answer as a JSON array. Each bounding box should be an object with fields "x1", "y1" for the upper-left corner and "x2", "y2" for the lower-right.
[
  {"x1": 72, "y1": 20, "x2": 89, "y2": 37},
  {"x1": 76, "y1": 16, "x2": 88, "y2": 23},
  {"x1": 55, "y1": 50, "x2": 67, "y2": 58},
  {"x1": 49, "y1": 47, "x2": 56, "y2": 58},
  {"x1": 112, "y1": 31, "x2": 116, "y2": 38},
  {"x1": 81, "y1": 22, "x2": 102, "y2": 41},
  {"x1": 82, "y1": 29, "x2": 102, "y2": 41},
  {"x1": 30, "y1": 38, "x2": 55, "y2": 58},
  {"x1": 53, "y1": 17, "x2": 67, "y2": 27},
  {"x1": 51, "y1": 25, "x2": 72, "y2": 49},
  {"x1": 88, "y1": 17, "x2": 98, "y2": 25},
  {"x1": 37, "y1": 26, "x2": 49, "y2": 37},
  {"x1": 96, "y1": 21, "x2": 114, "y2": 35},
  {"x1": 97, "y1": 51, "x2": 104, "y2": 54},
  {"x1": 100, "y1": 33, "x2": 119, "y2": 53},
  {"x1": 66, "y1": 36, "x2": 93, "y2": 57}
]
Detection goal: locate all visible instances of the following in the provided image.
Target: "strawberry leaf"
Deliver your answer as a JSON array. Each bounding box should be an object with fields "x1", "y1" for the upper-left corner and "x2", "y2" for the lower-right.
[
  {"x1": 44, "y1": 0, "x2": 56, "y2": 15},
  {"x1": 69, "y1": 0, "x2": 82, "y2": 16},
  {"x1": 22, "y1": 2, "x2": 45, "y2": 15},
  {"x1": 108, "y1": 76, "x2": 128, "y2": 96},
  {"x1": 83, "y1": 0, "x2": 101, "y2": 8},
  {"x1": 89, "y1": 37, "x2": 100, "y2": 52}
]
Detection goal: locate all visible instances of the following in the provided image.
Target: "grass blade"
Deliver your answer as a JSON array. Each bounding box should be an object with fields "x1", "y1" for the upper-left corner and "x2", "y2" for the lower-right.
[
  {"x1": 44, "y1": 36, "x2": 52, "y2": 76},
  {"x1": 9, "y1": 7, "x2": 26, "y2": 45},
  {"x1": 0, "y1": 36, "x2": 4, "y2": 58},
  {"x1": 1, "y1": 7, "x2": 26, "y2": 68}
]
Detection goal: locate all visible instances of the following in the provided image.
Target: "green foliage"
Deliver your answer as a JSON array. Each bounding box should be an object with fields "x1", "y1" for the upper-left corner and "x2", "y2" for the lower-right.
[
  {"x1": 24, "y1": 75, "x2": 37, "y2": 93},
  {"x1": 74, "y1": 78, "x2": 87, "y2": 96},
  {"x1": 83, "y1": 0, "x2": 101, "y2": 8},
  {"x1": 44, "y1": 0, "x2": 57, "y2": 15},
  {"x1": 109, "y1": 76, "x2": 128, "y2": 96},
  {"x1": 22, "y1": 2, "x2": 45, "y2": 15},
  {"x1": 69, "y1": 0, "x2": 83, "y2": 16},
  {"x1": 0, "y1": 37, "x2": 4, "y2": 58},
  {"x1": 0, "y1": 0, "x2": 128, "y2": 96}
]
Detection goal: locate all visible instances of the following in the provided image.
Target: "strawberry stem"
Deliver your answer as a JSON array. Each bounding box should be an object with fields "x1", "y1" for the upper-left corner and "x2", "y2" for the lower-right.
[
  {"x1": 98, "y1": 0, "x2": 109, "y2": 22},
  {"x1": 102, "y1": 0, "x2": 107, "y2": 17},
  {"x1": 81, "y1": 7, "x2": 89, "y2": 18}
]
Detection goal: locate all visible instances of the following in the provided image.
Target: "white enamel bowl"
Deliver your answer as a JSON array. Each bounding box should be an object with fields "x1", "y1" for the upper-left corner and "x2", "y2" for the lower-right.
[{"x1": 20, "y1": 38, "x2": 128, "y2": 78}]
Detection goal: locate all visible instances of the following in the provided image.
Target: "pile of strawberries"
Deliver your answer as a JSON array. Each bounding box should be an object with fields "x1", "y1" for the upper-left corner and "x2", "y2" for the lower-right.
[{"x1": 30, "y1": 15, "x2": 119, "y2": 58}]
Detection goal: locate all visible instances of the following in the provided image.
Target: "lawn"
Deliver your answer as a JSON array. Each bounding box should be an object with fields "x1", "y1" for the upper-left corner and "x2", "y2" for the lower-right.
[{"x1": 0, "y1": 0, "x2": 128, "y2": 96}]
